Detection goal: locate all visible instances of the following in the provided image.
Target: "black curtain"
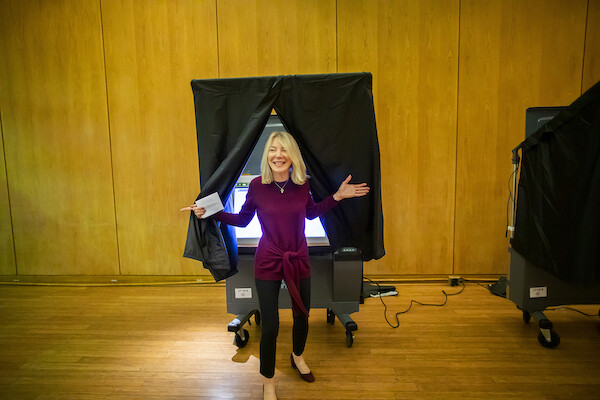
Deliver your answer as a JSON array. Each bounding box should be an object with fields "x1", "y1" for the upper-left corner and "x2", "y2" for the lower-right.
[
  {"x1": 183, "y1": 73, "x2": 385, "y2": 281},
  {"x1": 511, "y1": 80, "x2": 600, "y2": 286}
]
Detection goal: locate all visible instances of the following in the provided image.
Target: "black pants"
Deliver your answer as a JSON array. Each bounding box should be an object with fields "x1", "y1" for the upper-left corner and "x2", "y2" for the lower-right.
[{"x1": 255, "y1": 278, "x2": 311, "y2": 378}]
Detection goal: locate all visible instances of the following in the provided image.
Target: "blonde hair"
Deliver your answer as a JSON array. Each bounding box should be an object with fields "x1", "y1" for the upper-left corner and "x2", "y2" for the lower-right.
[{"x1": 260, "y1": 131, "x2": 307, "y2": 185}]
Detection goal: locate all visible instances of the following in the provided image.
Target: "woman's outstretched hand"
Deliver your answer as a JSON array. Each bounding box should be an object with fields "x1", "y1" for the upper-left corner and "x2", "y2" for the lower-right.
[
  {"x1": 179, "y1": 204, "x2": 206, "y2": 219},
  {"x1": 334, "y1": 175, "x2": 370, "y2": 201}
]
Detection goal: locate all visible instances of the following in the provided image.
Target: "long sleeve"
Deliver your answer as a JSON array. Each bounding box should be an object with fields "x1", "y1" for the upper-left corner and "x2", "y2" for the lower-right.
[
  {"x1": 305, "y1": 187, "x2": 338, "y2": 220},
  {"x1": 212, "y1": 183, "x2": 257, "y2": 227}
]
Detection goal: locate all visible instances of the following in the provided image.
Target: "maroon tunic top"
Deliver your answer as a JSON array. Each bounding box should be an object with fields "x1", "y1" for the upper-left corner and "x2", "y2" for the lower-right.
[{"x1": 213, "y1": 176, "x2": 338, "y2": 314}]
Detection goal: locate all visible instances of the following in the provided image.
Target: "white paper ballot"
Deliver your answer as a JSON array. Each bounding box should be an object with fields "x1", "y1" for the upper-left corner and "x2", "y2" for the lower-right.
[{"x1": 195, "y1": 192, "x2": 224, "y2": 219}]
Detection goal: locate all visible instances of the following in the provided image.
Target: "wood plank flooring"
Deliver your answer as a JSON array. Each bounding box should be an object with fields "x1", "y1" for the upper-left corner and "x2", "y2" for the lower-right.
[{"x1": 0, "y1": 282, "x2": 599, "y2": 399}]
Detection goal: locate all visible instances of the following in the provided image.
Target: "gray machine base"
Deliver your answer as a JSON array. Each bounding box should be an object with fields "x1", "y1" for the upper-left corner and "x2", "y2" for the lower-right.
[
  {"x1": 226, "y1": 248, "x2": 362, "y2": 348},
  {"x1": 508, "y1": 247, "x2": 600, "y2": 348}
]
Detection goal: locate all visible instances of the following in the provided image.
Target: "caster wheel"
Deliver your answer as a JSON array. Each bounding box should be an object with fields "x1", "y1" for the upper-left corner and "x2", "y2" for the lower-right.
[
  {"x1": 327, "y1": 309, "x2": 335, "y2": 325},
  {"x1": 254, "y1": 311, "x2": 261, "y2": 326},
  {"x1": 346, "y1": 330, "x2": 354, "y2": 347},
  {"x1": 523, "y1": 310, "x2": 531, "y2": 323},
  {"x1": 234, "y1": 329, "x2": 249, "y2": 348},
  {"x1": 538, "y1": 330, "x2": 560, "y2": 348}
]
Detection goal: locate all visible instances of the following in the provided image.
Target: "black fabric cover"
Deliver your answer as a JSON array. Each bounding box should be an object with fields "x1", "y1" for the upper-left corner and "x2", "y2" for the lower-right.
[
  {"x1": 511, "y1": 81, "x2": 600, "y2": 286},
  {"x1": 183, "y1": 73, "x2": 385, "y2": 281}
]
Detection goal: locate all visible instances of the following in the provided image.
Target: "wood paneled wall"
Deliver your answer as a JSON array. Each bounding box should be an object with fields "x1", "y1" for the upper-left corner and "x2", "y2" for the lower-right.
[
  {"x1": 0, "y1": 0, "x2": 598, "y2": 278},
  {"x1": 217, "y1": 0, "x2": 337, "y2": 77},
  {"x1": 0, "y1": 111, "x2": 15, "y2": 275},
  {"x1": 0, "y1": 0, "x2": 119, "y2": 275},
  {"x1": 584, "y1": 0, "x2": 600, "y2": 91},
  {"x1": 454, "y1": 0, "x2": 588, "y2": 274},
  {"x1": 338, "y1": 0, "x2": 459, "y2": 275},
  {"x1": 101, "y1": 0, "x2": 218, "y2": 275}
]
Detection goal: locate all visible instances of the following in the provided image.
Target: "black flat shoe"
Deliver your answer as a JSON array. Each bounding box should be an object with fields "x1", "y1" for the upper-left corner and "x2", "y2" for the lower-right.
[{"x1": 290, "y1": 353, "x2": 315, "y2": 382}]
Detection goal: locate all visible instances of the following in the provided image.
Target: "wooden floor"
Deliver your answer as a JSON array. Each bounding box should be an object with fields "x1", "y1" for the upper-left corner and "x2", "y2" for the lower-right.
[{"x1": 0, "y1": 282, "x2": 599, "y2": 400}]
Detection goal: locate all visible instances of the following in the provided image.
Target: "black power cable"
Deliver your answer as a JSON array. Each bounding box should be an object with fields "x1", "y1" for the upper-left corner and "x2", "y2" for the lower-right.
[
  {"x1": 506, "y1": 168, "x2": 519, "y2": 238},
  {"x1": 364, "y1": 277, "x2": 466, "y2": 329},
  {"x1": 545, "y1": 306, "x2": 600, "y2": 317}
]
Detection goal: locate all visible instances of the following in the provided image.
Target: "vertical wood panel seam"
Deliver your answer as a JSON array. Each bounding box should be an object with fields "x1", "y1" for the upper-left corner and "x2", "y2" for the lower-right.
[
  {"x1": 98, "y1": 0, "x2": 122, "y2": 275},
  {"x1": 580, "y1": 0, "x2": 590, "y2": 94},
  {"x1": 452, "y1": 0, "x2": 462, "y2": 275},
  {"x1": 335, "y1": 0, "x2": 338, "y2": 73},
  {"x1": 215, "y1": 0, "x2": 221, "y2": 78},
  {"x1": 0, "y1": 108, "x2": 18, "y2": 275}
]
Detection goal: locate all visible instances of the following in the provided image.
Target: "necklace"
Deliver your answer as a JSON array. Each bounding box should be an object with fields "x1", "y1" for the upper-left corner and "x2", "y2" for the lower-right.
[{"x1": 273, "y1": 179, "x2": 289, "y2": 193}]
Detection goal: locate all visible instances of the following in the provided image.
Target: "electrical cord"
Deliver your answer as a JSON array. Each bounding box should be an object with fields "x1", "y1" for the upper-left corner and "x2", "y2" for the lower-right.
[
  {"x1": 364, "y1": 277, "x2": 466, "y2": 329},
  {"x1": 463, "y1": 278, "x2": 494, "y2": 290},
  {"x1": 506, "y1": 168, "x2": 519, "y2": 237},
  {"x1": 463, "y1": 279, "x2": 599, "y2": 317},
  {"x1": 545, "y1": 306, "x2": 600, "y2": 318}
]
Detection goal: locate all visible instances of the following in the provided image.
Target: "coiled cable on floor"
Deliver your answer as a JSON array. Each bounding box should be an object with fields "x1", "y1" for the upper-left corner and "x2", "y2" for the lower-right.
[{"x1": 364, "y1": 277, "x2": 466, "y2": 329}]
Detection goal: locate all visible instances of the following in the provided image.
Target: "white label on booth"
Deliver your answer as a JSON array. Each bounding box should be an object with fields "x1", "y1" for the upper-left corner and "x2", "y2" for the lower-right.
[
  {"x1": 235, "y1": 288, "x2": 252, "y2": 299},
  {"x1": 529, "y1": 286, "x2": 548, "y2": 298}
]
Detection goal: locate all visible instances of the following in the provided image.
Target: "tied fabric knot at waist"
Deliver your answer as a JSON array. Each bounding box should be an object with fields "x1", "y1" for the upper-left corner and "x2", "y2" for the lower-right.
[{"x1": 263, "y1": 241, "x2": 310, "y2": 316}]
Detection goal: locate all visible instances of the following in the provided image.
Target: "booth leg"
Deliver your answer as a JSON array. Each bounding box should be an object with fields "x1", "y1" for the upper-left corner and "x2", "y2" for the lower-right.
[
  {"x1": 228, "y1": 310, "x2": 260, "y2": 348},
  {"x1": 531, "y1": 311, "x2": 560, "y2": 348},
  {"x1": 333, "y1": 312, "x2": 358, "y2": 347}
]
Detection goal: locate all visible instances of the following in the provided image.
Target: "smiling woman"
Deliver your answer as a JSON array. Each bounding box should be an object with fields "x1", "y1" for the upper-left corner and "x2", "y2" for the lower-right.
[
  {"x1": 267, "y1": 138, "x2": 291, "y2": 183},
  {"x1": 262, "y1": 131, "x2": 305, "y2": 186},
  {"x1": 182, "y1": 129, "x2": 370, "y2": 400}
]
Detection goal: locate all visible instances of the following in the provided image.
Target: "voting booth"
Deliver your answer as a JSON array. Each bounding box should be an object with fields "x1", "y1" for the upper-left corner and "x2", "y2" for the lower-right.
[
  {"x1": 183, "y1": 73, "x2": 385, "y2": 348},
  {"x1": 508, "y1": 82, "x2": 600, "y2": 348}
]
